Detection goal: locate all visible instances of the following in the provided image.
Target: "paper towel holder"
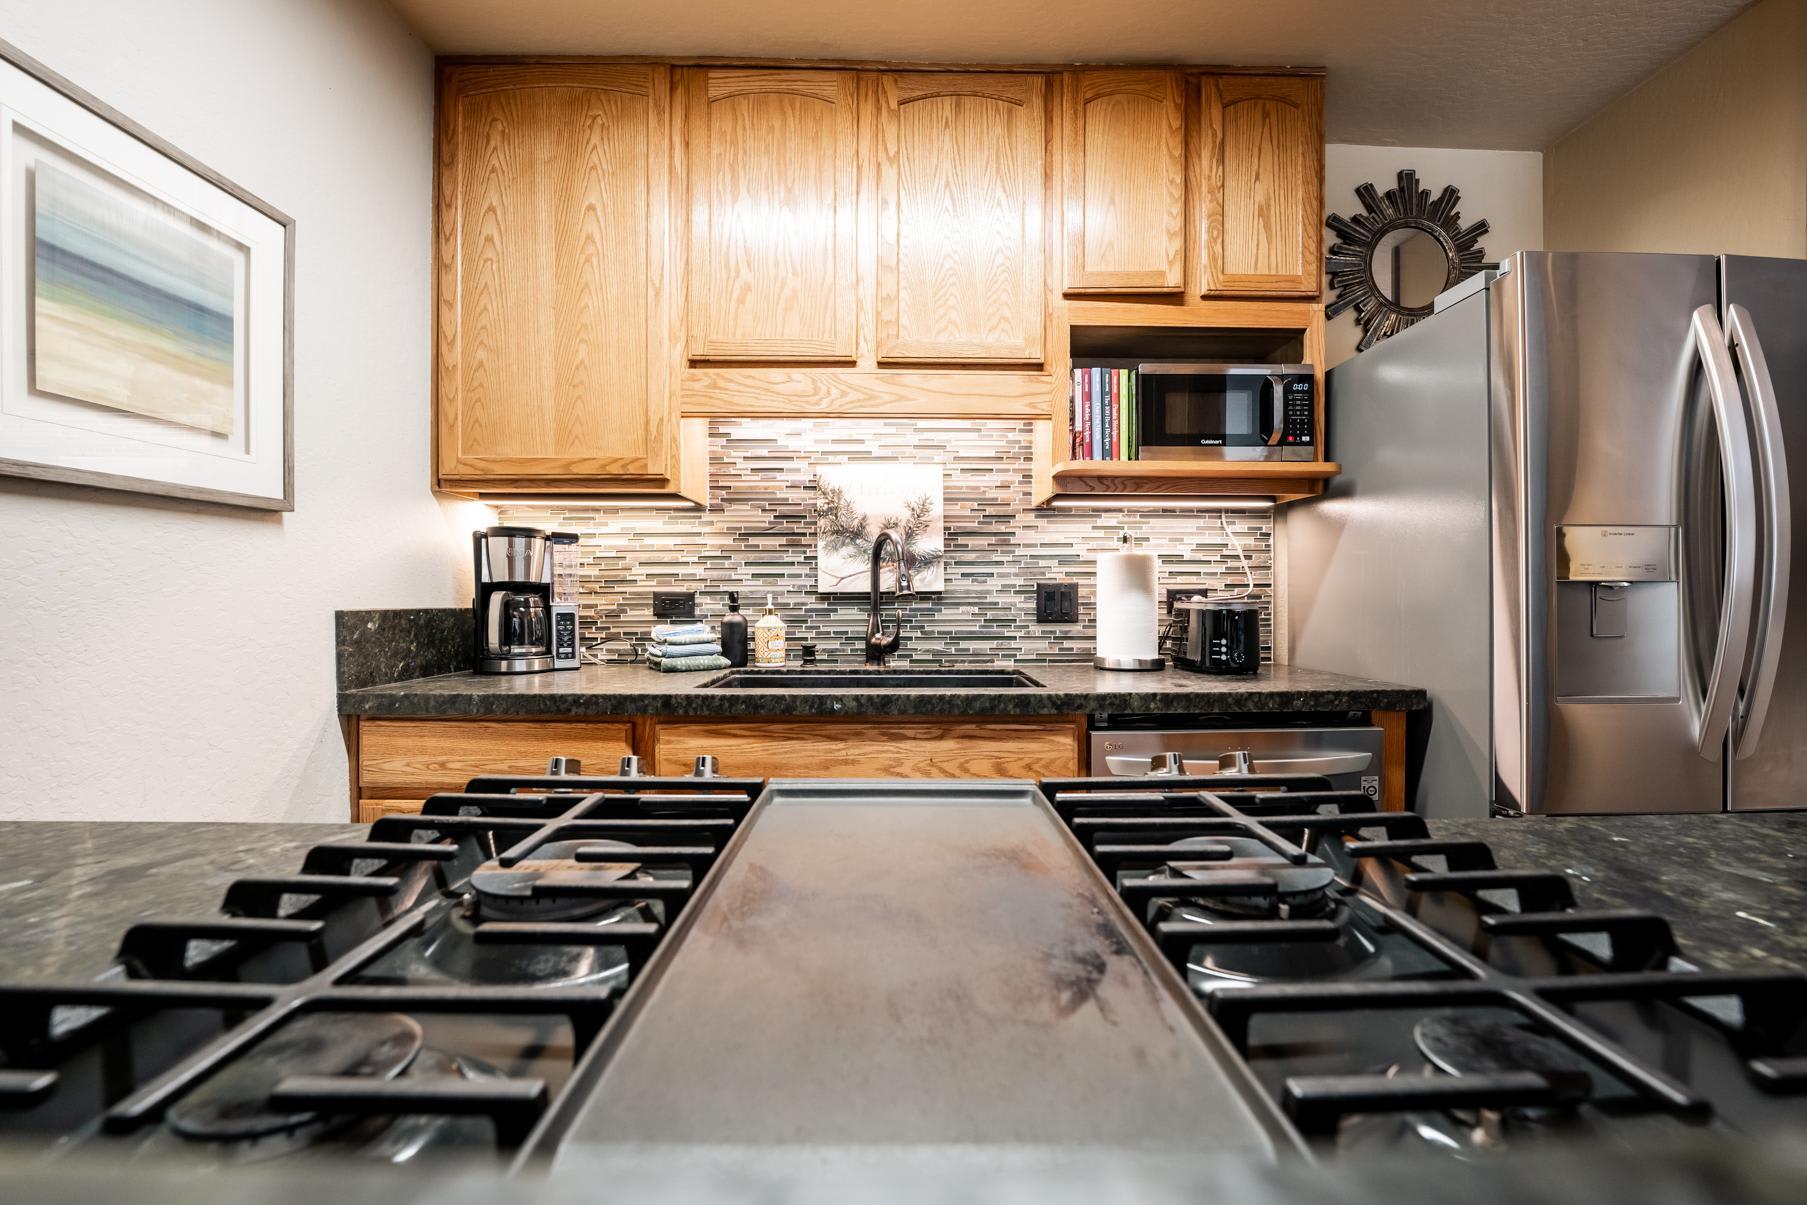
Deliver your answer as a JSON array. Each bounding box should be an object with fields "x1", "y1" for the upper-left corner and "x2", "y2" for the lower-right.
[{"x1": 1094, "y1": 533, "x2": 1167, "y2": 672}]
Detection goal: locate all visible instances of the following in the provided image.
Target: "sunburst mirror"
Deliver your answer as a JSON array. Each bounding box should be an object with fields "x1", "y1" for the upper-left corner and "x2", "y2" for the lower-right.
[{"x1": 1325, "y1": 169, "x2": 1497, "y2": 351}]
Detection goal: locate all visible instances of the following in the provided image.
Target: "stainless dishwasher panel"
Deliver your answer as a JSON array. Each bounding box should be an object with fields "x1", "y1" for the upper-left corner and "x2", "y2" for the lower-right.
[{"x1": 1089, "y1": 726, "x2": 1385, "y2": 800}]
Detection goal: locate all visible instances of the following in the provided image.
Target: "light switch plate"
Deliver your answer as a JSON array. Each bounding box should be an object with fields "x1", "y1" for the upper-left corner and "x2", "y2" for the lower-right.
[{"x1": 1036, "y1": 581, "x2": 1078, "y2": 624}]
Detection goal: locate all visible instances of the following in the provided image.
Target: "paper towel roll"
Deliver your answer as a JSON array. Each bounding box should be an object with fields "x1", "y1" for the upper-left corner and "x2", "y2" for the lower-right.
[{"x1": 1095, "y1": 548, "x2": 1160, "y2": 662}]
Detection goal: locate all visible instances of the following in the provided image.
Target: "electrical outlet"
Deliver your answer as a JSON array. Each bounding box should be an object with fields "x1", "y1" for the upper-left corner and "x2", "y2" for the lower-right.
[
  {"x1": 652, "y1": 590, "x2": 697, "y2": 620},
  {"x1": 1167, "y1": 586, "x2": 1210, "y2": 614},
  {"x1": 1036, "y1": 581, "x2": 1079, "y2": 624}
]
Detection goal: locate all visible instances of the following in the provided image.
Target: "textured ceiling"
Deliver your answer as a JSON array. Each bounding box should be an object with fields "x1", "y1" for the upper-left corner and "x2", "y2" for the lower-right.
[{"x1": 386, "y1": 0, "x2": 1752, "y2": 149}]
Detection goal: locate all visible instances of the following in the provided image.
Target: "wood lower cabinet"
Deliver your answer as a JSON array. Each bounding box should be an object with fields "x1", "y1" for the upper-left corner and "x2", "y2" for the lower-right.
[
  {"x1": 1198, "y1": 74, "x2": 1324, "y2": 297},
  {"x1": 876, "y1": 72, "x2": 1046, "y2": 364},
  {"x1": 682, "y1": 68, "x2": 860, "y2": 362},
  {"x1": 652, "y1": 717, "x2": 1083, "y2": 780},
  {"x1": 435, "y1": 64, "x2": 678, "y2": 492},
  {"x1": 354, "y1": 717, "x2": 635, "y2": 817},
  {"x1": 1061, "y1": 69, "x2": 1186, "y2": 294}
]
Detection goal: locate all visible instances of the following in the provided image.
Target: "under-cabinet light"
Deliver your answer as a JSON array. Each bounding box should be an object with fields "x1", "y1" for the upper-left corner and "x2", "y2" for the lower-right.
[
  {"x1": 1045, "y1": 496, "x2": 1275, "y2": 511},
  {"x1": 481, "y1": 496, "x2": 706, "y2": 510}
]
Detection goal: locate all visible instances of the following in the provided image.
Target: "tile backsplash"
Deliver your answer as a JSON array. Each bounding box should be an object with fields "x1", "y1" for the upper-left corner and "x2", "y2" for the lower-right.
[{"x1": 498, "y1": 419, "x2": 1272, "y2": 664}]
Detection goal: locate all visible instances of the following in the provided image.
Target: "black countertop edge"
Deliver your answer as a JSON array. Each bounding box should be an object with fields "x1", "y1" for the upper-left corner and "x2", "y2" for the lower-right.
[{"x1": 335, "y1": 662, "x2": 1430, "y2": 719}]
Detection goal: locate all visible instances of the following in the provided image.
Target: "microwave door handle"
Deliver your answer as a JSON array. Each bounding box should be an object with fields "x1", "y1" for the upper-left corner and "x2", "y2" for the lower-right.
[
  {"x1": 1689, "y1": 305, "x2": 1759, "y2": 760},
  {"x1": 1264, "y1": 376, "x2": 1284, "y2": 445},
  {"x1": 1725, "y1": 304, "x2": 1791, "y2": 760}
]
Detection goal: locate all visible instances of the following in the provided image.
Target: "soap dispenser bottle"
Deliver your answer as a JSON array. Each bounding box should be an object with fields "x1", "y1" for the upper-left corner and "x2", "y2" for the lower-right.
[
  {"x1": 752, "y1": 594, "x2": 787, "y2": 668},
  {"x1": 721, "y1": 591, "x2": 749, "y2": 667}
]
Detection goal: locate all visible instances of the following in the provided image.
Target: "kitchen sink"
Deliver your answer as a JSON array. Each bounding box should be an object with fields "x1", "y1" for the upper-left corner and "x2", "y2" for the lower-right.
[{"x1": 701, "y1": 667, "x2": 1045, "y2": 689}]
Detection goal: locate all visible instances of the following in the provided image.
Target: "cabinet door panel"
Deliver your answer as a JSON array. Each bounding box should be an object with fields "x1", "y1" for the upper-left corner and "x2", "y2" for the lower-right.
[
  {"x1": 358, "y1": 718, "x2": 634, "y2": 798},
  {"x1": 1200, "y1": 75, "x2": 1324, "y2": 297},
  {"x1": 653, "y1": 718, "x2": 1080, "y2": 779},
  {"x1": 877, "y1": 73, "x2": 1045, "y2": 364},
  {"x1": 1062, "y1": 70, "x2": 1185, "y2": 294},
  {"x1": 437, "y1": 65, "x2": 672, "y2": 483},
  {"x1": 685, "y1": 69, "x2": 859, "y2": 362}
]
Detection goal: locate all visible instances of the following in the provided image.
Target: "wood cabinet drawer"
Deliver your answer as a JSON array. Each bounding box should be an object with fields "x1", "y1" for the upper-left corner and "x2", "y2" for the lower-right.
[
  {"x1": 357, "y1": 718, "x2": 635, "y2": 797},
  {"x1": 357, "y1": 798, "x2": 425, "y2": 824},
  {"x1": 653, "y1": 718, "x2": 1081, "y2": 779}
]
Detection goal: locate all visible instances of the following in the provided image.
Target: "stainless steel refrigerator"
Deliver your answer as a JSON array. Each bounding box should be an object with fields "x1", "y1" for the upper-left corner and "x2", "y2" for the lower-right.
[{"x1": 1288, "y1": 251, "x2": 1804, "y2": 817}]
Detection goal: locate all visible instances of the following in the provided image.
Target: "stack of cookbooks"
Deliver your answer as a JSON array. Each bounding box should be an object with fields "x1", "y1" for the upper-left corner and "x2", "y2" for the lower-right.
[{"x1": 1069, "y1": 366, "x2": 1138, "y2": 461}]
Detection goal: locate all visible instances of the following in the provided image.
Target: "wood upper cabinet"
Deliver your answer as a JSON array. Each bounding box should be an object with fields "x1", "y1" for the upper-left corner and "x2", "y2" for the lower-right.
[
  {"x1": 1198, "y1": 74, "x2": 1324, "y2": 297},
  {"x1": 683, "y1": 69, "x2": 860, "y2": 362},
  {"x1": 1061, "y1": 70, "x2": 1186, "y2": 294},
  {"x1": 436, "y1": 64, "x2": 675, "y2": 487},
  {"x1": 875, "y1": 73, "x2": 1046, "y2": 364}
]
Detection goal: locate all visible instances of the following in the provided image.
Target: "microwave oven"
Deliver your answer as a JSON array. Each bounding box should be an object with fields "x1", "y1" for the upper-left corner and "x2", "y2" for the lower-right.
[{"x1": 1135, "y1": 363, "x2": 1316, "y2": 460}]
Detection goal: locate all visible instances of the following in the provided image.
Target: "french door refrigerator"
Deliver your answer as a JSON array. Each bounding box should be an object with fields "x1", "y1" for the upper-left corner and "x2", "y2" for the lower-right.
[{"x1": 1287, "y1": 251, "x2": 1804, "y2": 816}]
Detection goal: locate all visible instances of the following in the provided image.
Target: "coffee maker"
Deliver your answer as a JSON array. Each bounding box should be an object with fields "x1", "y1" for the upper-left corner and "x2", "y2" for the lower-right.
[{"x1": 473, "y1": 526, "x2": 553, "y2": 674}]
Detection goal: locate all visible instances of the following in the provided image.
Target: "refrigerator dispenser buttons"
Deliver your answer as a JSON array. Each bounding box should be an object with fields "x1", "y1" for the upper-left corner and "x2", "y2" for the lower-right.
[{"x1": 1555, "y1": 525, "x2": 1678, "y2": 582}]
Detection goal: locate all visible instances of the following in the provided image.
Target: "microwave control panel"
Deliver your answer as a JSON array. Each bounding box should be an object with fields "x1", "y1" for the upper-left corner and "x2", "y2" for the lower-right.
[{"x1": 1281, "y1": 378, "x2": 1316, "y2": 448}]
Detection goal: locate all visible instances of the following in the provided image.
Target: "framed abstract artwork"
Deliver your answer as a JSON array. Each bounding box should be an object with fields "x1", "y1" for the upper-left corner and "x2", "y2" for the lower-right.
[{"x1": 0, "y1": 38, "x2": 293, "y2": 510}]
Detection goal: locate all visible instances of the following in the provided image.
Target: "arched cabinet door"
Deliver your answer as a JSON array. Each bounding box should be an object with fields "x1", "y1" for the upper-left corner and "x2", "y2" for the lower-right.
[
  {"x1": 876, "y1": 72, "x2": 1047, "y2": 365},
  {"x1": 437, "y1": 64, "x2": 675, "y2": 488},
  {"x1": 1061, "y1": 70, "x2": 1186, "y2": 294},
  {"x1": 683, "y1": 69, "x2": 860, "y2": 362},
  {"x1": 1199, "y1": 74, "x2": 1324, "y2": 297}
]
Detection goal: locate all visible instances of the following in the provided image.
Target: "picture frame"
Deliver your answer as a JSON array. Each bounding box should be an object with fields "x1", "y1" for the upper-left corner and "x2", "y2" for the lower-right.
[
  {"x1": 0, "y1": 36, "x2": 293, "y2": 511},
  {"x1": 815, "y1": 462, "x2": 945, "y2": 594}
]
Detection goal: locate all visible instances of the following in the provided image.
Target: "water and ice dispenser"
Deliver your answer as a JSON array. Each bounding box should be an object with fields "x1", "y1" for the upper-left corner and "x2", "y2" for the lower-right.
[{"x1": 1554, "y1": 525, "x2": 1682, "y2": 700}]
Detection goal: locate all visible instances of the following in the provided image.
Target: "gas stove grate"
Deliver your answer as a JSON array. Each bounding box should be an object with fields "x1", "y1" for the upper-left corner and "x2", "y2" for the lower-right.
[
  {"x1": 1044, "y1": 776, "x2": 1807, "y2": 1147},
  {"x1": 0, "y1": 759, "x2": 762, "y2": 1159}
]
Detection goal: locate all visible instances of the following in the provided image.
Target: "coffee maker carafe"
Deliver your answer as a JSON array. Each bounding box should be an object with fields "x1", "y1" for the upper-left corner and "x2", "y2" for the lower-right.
[{"x1": 473, "y1": 526, "x2": 554, "y2": 674}]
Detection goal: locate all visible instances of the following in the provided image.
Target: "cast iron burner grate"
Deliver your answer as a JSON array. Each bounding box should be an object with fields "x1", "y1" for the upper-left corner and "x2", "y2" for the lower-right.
[
  {"x1": 1040, "y1": 773, "x2": 1807, "y2": 1152},
  {"x1": 0, "y1": 757, "x2": 761, "y2": 1163}
]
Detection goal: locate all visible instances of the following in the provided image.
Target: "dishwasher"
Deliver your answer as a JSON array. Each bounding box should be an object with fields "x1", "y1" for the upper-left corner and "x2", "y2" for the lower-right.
[{"x1": 1088, "y1": 713, "x2": 1385, "y2": 800}]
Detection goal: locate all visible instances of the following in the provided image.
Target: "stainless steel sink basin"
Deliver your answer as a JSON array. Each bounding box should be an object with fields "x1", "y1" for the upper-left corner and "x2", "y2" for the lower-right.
[{"x1": 701, "y1": 668, "x2": 1045, "y2": 689}]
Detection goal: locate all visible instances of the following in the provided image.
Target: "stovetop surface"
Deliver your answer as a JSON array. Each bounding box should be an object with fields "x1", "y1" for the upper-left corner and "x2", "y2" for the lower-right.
[{"x1": 545, "y1": 780, "x2": 1287, "y2": 1162}]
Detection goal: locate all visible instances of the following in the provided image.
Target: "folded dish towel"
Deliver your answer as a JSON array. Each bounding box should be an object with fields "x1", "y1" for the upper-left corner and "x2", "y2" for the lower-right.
[
  {"x1": 647, "y1": 642, "x2": 723, "y2": 659},
  {"x1": 651, "y1": 622, "x2": 715, "y2": 645},
  {"x1": 648, "y1": 652, "x2": 731, "y2": 673}
]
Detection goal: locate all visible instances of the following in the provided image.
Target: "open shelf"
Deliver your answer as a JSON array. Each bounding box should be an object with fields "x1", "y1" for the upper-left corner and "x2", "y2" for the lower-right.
[
  {"x1": 1047, "y1": 457, "x2": 1340, "y2": 505},
  {"x1": 1037, "y1": 298, "x2": 1333, "y2": 507}
]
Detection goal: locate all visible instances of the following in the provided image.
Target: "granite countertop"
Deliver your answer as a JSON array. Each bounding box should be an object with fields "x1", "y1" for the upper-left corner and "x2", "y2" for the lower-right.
[
  {"x1": 337, "y1": 661, "x2": 1429, "y2": 718},
  {"x1": 1427, "y1": 812, "x2": 1807, "y2": 974},
  {"x1": 0, "y1": 821, "x2": 358, "y2": 982},
  {"x1": 5, "y1": 812, "x2": 1800, "y2": 984}
]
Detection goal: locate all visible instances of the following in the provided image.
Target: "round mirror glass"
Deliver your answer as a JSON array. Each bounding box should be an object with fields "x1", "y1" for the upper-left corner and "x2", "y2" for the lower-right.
[{"x1": 1369, "y1": 227, "x2": 1451, "y2": 310}]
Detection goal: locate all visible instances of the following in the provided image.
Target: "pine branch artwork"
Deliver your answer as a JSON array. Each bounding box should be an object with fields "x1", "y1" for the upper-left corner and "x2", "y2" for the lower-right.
[{"x1": 814, "y1": 464, "x2": 945, "y2": 593}]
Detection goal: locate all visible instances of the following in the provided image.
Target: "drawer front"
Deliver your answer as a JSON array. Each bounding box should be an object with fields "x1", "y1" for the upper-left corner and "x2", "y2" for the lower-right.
[
  {"x1": 358, "y1": 718, "x2": 635, "y2": 798},
  {"x1": 357, "y1": 798, "x2": 425, "y2": 824},
  {"x1": 653, "y1": 718, "x2": 1081, "y2": 779}
]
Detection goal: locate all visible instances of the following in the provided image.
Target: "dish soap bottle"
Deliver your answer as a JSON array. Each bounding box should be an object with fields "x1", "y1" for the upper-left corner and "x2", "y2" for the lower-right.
[
  {"x1": 721, "y1": 591, "x2": 749, "y2": 668},
  {"x1": 753, "y1": 594, "x2": 787, "y2": 668}
]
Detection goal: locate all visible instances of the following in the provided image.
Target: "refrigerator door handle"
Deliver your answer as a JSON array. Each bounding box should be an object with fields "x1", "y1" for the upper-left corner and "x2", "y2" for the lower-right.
[
  {"x1": 1725, "y1": 304, "x2": 1791, "y2": 760},
  {"x1": 1690, "y1": 305, "x2": 1759, "y2": 760}
]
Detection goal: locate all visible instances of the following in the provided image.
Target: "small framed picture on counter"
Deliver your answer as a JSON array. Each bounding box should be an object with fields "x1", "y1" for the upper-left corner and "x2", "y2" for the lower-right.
[{"x1": 0, "y1": 37, "x2": 293, "y2": 510}]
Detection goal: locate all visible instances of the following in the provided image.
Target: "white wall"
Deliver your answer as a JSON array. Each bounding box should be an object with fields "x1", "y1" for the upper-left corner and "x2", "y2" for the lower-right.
[
  {"x1": 0, "y1": 0, "x2": 484, "y2": 822},
  {"x1": 1324, "y1": 144, "x2": 1544, "y2": 366}
]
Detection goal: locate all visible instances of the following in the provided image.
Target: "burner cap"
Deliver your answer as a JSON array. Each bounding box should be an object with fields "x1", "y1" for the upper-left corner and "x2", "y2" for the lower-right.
[
  {"x1": 469, "y1": 839, "x2": 643, "y2": 923},
  {"x1": 1414, "y1": 1014, "x2": 1593, "y2": 1083},
  {"x1": 1168, "y1": 844, "x2": 1337, "y2": 920},
  {"x1": 168, "y1": 1013, "x2": 423, "y2": 1141}
]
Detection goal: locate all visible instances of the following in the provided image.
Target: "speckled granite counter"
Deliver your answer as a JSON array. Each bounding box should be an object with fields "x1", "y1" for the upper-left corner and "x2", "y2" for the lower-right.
[
  {"x1": 337, "y1": 661, "x2": 1428, "y2": 718},
  {"x1": 1429, "y1": 812, "x2": 1807, "y2": 974},
  {"x1": 5, "y1": 812, "x2": 1799, "y2": 988},
  {"x1": 0, "y1": 822, "x2": 357, "y2": 981}
]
